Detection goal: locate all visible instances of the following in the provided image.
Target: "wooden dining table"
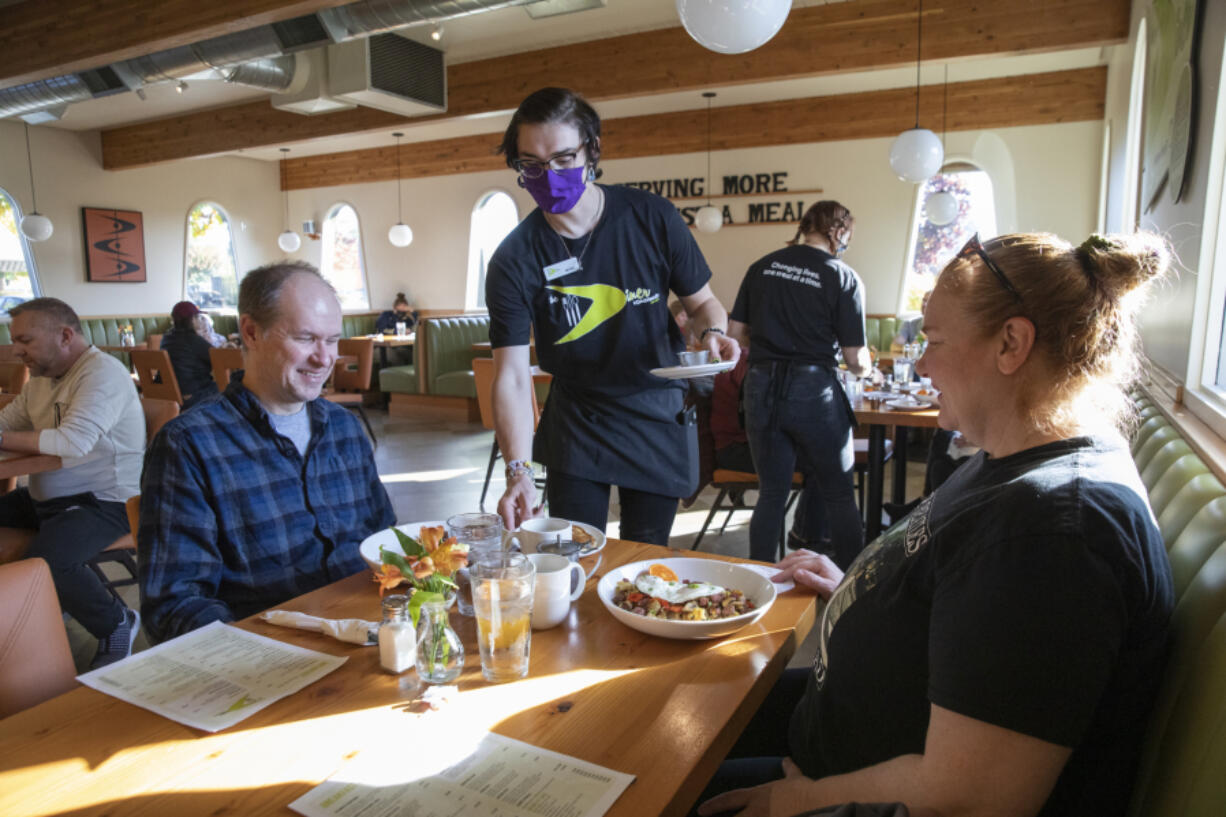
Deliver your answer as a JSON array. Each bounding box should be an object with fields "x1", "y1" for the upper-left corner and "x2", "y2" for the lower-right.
[
  {"x1": 0, "y1": 539, "x2": 816, "y2": 817},
  {"x1": 854, "y1": 398, "x2": 941, "y2": 540}
]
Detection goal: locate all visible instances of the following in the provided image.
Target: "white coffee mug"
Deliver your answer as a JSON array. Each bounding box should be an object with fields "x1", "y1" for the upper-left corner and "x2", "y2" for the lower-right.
[
  {"x1": 526, "y1": 552, "x2": 585, "y2": 630},
  {"x1": 506, "y1": 516, "x2": 571, "y2": 554}
]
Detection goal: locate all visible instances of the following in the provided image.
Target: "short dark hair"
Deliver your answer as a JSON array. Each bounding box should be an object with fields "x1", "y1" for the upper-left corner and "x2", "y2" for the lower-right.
[
  {"x1": 238, "y1": 260, "x2": 334, "y2": 327},
  {"x1": 9, "y1": 297, "x2": 82, "y2": 332},
  {"x1": 498, "y1": 87, "x2": 603, "y2": 178}
]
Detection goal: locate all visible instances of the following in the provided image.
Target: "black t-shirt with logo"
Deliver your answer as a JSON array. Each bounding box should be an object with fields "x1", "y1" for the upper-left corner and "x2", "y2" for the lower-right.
[
  {"x1": 730, "y1": 244, "x2": 866, "y2": 367},
  {"x1": 788, "y1": 436, "x2": 1173, "y2": 817},
  {"x1": 486, "y1": 184, "x2": 711, "y2": 495}
]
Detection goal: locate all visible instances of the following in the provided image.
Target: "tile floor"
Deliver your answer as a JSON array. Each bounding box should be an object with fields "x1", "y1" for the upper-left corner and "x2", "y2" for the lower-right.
[{"x1": 71, "y1": 405, "x2": 929, "y2": 673}]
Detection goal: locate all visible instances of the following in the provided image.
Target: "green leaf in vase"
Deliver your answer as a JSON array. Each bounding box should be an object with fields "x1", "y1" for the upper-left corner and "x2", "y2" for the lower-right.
[
  {"x1": 407, "y1": 589, "x2": 444, "y2": 629},
  {"x1": 392, "y1": 527, "x2": 427, "y2": 559}
]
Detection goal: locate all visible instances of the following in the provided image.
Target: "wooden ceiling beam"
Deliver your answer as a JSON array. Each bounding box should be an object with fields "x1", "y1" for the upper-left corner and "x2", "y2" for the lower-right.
[
  {"x1": 281, "y1": 67, "x2": 1107, "y2": 190},
  {"x1": 101, "y1": 0, "x2": 1128, "y2": 169},
  {"x1": 1, "y1": 1, "x2": 354, "y2": 89}
]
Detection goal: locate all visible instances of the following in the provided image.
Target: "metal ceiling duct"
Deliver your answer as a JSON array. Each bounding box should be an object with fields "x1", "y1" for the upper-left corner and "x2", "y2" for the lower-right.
[
  {"x1": 0, "y1": 0, "x2": 542, "y2": 122},
  {"x1": 319, "y1": 0, "x2": 538, "y2": 41}
]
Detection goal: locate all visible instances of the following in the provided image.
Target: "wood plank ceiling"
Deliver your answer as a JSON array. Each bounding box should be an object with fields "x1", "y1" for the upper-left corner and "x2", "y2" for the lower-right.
[{"x1": 88, "y1": 0, "x2": 1130, "y2": 172}]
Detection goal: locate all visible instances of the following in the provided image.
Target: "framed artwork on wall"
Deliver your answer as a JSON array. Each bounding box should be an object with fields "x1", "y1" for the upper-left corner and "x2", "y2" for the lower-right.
[{"x1": 82, "y1": 206, "x2": 147, "y2": 282}]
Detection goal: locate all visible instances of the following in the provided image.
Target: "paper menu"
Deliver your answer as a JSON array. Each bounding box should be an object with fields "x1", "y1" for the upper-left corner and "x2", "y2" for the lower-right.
[
  {"x1": 290, "y1": 732, "x2": 635, "y2": 817},
  {"x1": 77, "y1": 620, "x2": 346, "y2": 733}
]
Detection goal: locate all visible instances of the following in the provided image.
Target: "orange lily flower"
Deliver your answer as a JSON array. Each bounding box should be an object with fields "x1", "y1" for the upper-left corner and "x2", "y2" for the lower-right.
[{"x1": 372, "y1": 564, "x2": 406, "y2": 597}]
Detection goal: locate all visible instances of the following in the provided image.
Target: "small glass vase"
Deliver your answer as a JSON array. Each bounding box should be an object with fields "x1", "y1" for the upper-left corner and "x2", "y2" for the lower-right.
[{"x1": 415, "y1": 600, "x2": 464, "y2": 684}]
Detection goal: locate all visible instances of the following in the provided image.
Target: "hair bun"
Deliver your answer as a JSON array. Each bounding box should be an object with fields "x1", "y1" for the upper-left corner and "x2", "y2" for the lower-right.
[{"x1": 1076, "y1": 231, "x2": 1170, "y2": 298}]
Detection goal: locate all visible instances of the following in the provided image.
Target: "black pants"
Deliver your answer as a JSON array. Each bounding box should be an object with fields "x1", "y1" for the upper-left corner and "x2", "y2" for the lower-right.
[
  {"x1": 546, "y1": 470, "x2": 679, "y2": 546},
  {"x1": 0, "y1": 488, "x2": 130, "y2": 639},
  {"x1": 689, "y1": 667, "x2": 811, "y2": 816}
]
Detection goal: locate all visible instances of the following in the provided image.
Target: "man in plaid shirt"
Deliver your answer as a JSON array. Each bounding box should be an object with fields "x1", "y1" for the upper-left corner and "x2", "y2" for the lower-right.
[{"x1": 139, "y1": 261, "x2": 394, "y2": 643}]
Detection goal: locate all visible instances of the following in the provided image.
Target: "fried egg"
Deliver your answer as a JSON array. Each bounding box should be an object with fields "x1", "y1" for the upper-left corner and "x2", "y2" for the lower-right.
[{"x1": 634, "y1": 572, "x2": 725, "y2": 604}]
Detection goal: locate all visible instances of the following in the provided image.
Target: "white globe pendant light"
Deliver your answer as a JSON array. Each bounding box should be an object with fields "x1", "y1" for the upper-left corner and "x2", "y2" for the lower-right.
[
  {"x1": 20, "y1": 213, "x2": 54, "y2": 242},
  {"x1": 889, "y1": 0, "x2": 943, "y2": 184},
  {"x1": 676, "y1": 0, "x2": 792, "y2": 55},
  {"x1": 19, "y1": 124, "x2": 53, "y2": 242},
  {"x1": 695, "y1": 206, "x2": 723, "y2": 233},
  {"x1": 890, "y1": 128, "x2": 943, "y2": 183},
  {"x1": 388, "y1": 223, "x2": 414, "y2": 247},
  {"x1": 276, "y1": 147, "x2": 301, "y2": 253},
  {"x1": 277, "y1": 230, "x2": 302, "y2": 252},
  {"x1": 387, "y1": 132, "x2": 413, "y2": 247},
  {"x1": 694, "y1": 91, "x2": 723, "y2": 234},
  {"x1": 926, "y1": 190, "x2": 958, "y2": 225}
]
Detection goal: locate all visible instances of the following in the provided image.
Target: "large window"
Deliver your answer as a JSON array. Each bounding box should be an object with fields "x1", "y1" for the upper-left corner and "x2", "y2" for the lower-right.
[
  {"x1": 898, "y1": 163, "x2": 998, "y2": 312},
  {"x1": 0, "y1": 187, "x2": 42, "y2": 314},
  {"x1": 466, "y1": 191, "x2": 519, "y2": 310},
  {"x1": 185, "y1": 201, "x2": 239, "y2": 310},
  {"x1": 321, "y1": 203, "x2": 370, "y2": 311}
]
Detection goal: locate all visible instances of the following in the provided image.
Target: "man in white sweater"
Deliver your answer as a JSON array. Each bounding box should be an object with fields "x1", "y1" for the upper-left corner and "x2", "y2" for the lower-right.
[{"x1": 0, "y1": 299, "x2": 144, "y2": 669}]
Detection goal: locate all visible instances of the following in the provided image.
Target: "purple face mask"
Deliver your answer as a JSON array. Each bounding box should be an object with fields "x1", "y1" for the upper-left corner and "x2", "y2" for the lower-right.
[{"x1": 520, "y1": 166, "x2": 587, "y2": 214}]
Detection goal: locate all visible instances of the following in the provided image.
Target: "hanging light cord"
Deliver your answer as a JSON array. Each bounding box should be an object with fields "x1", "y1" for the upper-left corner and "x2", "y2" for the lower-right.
[
  {"x1": 280, "y1": 148, "x2": 290, "y2": 230},
  {"x1": 24, "y1": 123, "x2": 39, "y2": 213},
  {"x1": 914, "y1": 0, "x2": 923, "y2": 128},
  {"x1": 395, "y1": 134, "x2": 404, "y2": 223},
  {"x1": 705, "y1": 95, "x2": 713, "y2": 206},
  {"x1": 941, "y1": 63, "x2": 948, "y2": 148}
]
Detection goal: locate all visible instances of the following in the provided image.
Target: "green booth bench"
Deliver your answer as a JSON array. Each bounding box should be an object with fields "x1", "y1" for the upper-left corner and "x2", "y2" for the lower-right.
[
  {"x1": 381, "y1": 314, "x2": 490, "y2": 421},
  {"x1": 1124, "y1": 386, "x2": 1226, "y2": 817}
]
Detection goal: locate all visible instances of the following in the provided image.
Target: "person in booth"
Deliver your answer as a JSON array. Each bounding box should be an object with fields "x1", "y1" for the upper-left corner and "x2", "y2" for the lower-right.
[
  {"x1": 160, "y1": 300, "x2": 219, "y2": 409},
  {"x1": 727, "y1": 200, "x2": 873, "y2": 567},
  {"x1": 485, "y1": 86, "x2": 739, "y2": 545},
  {"x1": 139, "y1": 261, "x2": 393, "y2": 643},
  {"x1": 374, "y1": 292, "x2": 418, "y2": 336},
  {"x1": 697, "y1": 232, "x2": 1174, "y2": 817},
  {"x1": 0, "y1": 298, "x2": 145, "y2": 668}
]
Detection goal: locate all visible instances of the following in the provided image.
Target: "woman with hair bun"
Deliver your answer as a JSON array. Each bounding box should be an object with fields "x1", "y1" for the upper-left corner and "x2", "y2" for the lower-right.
[
  {"x1": 699, "y1": 231, "x2": 1174, "y2": 817},
  {"x1": 375, "y1": 292, "x2": 417, "y2": 335},
  {"x1": 728, "y1": 200, "x2": 874, "y2": 567}
]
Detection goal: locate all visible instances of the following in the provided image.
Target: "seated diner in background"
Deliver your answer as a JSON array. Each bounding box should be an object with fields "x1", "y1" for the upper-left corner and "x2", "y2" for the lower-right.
[
  {"x1": 160, "y1": 300, "x2": 219, "y2": 410},
  {"x1": 0, "y1": 298, "x2": 145, "y2": 668},
  {"x1": 139, "y1": 261, "x2": 394, "y2": 643},
  {"x1": 374, "y1": 291, "x2": 418, "y2": 335},
  {"x1": 697, "y1": 231, "x2": 1175, "y2": 817}
]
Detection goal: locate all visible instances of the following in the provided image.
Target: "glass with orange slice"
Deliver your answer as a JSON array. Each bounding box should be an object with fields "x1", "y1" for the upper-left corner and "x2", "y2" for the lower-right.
[{"x1": 472, "y1": 552, "x2": 535, "y2": 682}]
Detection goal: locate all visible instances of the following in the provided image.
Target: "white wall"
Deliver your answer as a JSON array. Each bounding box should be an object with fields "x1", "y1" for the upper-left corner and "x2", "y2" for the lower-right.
[
  {"x1": 0, "y1": 116, "x2": 1101, "y2": 319},
  {"x1": 293, "y1": 120, "x2": 1101, "y2": 316},
  {"x1": 0, "y1": 120, "x2": 281, "y2": 316}
]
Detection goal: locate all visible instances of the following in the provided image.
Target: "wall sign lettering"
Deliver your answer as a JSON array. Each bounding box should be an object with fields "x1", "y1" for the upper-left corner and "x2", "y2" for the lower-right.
[{"x1": 619, "y1": 172, "x2": 815, "y2": 227}]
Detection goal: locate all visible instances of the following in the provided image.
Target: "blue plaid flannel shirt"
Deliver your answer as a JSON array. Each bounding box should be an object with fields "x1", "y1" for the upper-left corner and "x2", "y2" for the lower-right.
[{"x1": 138, "y1": 380, "x2": 395, "y2": 643}]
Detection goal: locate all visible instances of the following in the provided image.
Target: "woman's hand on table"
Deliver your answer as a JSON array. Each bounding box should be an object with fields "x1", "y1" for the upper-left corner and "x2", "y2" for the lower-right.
[
  {"x1": 698, "y1": 758, "x2": 815, "y2": 817},
  {"x1": 773, "y1": 550, "x2": 844, "y2": 600},
  {"x1": 497, "y1": 472, "x2": 542, "y2": 531}
]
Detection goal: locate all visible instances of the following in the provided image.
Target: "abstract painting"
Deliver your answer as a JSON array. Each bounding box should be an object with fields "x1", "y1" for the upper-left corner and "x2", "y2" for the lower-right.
[{"x1": 82, "y1": 207, "x2": 146, "y2": 282}]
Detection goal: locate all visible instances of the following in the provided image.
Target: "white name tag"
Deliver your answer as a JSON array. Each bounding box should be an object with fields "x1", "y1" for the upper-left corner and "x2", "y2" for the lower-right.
[{"x1": 543, "y1": 256, "x2": 581, "y2": 281}]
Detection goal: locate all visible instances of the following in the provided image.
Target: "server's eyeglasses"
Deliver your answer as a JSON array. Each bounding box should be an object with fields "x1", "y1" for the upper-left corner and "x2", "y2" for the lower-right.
[
  {"x1": 957, "y1": 233, "x2": 1022, "y2": 303},
  {"x1": 514, "y1": 147, "x2": 583, "y2": 179}
]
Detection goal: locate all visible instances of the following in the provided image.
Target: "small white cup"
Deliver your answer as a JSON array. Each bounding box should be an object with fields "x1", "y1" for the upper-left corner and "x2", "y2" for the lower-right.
[
  {"x1": 506, "y1": 517, "x2": 571, "y2": 554},
  {"x1": 526, "y1": 553, "x2": 585, "y2": 630}
]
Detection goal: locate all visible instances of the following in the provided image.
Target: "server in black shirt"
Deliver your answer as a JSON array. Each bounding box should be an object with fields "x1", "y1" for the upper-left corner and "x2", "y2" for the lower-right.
[{"x1": 728, "y1": 201, "x2": 872, "y2": 566}]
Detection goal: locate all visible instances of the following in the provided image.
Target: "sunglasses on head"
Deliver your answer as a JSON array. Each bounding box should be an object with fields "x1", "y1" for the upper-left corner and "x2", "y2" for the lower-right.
[{"x1": 956, "y1": 233, "x2": 1022, "y2": 303}]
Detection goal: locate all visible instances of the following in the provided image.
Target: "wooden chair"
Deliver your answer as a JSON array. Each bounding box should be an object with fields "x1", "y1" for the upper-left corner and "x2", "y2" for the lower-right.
[
  {"x1": 0, "y1": 361, "x2": 29, "y2": 394},
  {"x1": 86, "y1": 398, "x2": 178, "y2": 604},
  {"x1": 325, "y1": 337, "x2": 376, "y2": 446},
  {"x1": 0, "y1": 558, "x2": 78, "y2": 717},
  {"x1": 472, "y1": 357, "x2": 543, "y2": 511},
  {"x1": 130, "y1": 349, "x2": 183, "y2": 405},
  {"x1": 209, "y1": 346, "x2": 243, "y2": 392},
  {"x1": 146, "y1": 333, "x2": 163, "y2": 351}
]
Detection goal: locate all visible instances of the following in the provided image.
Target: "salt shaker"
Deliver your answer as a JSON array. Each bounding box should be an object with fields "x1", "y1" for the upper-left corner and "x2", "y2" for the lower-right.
[{"x1": 378, "y1": 594, "x2": 416, "y2": 674}]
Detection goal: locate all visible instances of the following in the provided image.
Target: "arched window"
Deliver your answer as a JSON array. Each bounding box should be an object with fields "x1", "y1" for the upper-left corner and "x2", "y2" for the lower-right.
[
  {"x1": 0, "y1": 187, "x2": 43, "y2": 314},
  {"x1": 321, "y1": 203, "x2": 370, "y2": 310},
  {"x1": 898, "y1": 162, "x2": 998, "y2": 313},
  {"x1": 466, "y1": 191, "x2": 519, "y2": 310},
  {"x1": 184, "y1": 201, "x2": 239, "y2": 311}
]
